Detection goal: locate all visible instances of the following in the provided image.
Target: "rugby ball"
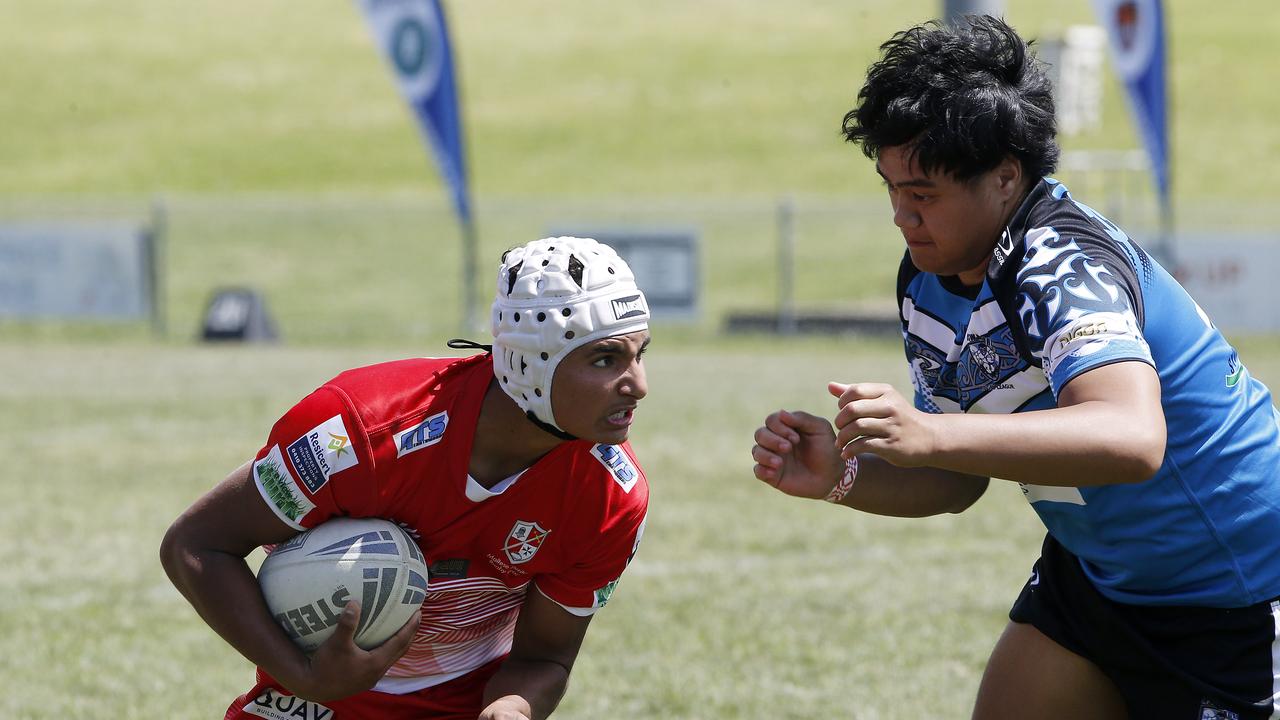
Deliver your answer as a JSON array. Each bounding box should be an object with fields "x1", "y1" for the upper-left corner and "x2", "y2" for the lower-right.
[{"x1": 258, "y1": 517, "x2": 428, "y2": 653}]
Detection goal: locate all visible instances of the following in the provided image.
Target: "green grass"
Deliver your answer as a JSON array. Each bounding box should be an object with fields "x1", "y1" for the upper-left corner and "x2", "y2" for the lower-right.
[
  {"x1": 0, "y1": 338, "x2": 1036, "y2": 718},
  {"x1": 2, "y1": 1, "x2": 1277, "y2": 200},
  {"x1": 10, "y1": 335, "x2": 1280, "y2": 718}
]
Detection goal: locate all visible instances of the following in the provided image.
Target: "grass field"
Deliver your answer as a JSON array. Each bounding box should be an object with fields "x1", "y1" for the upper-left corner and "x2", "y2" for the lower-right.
[
  {"x1": 9, "y1": 334, "x2": 1280, "y2": 718},
  {"x1": 6, "y1": 1, "x2": 1280, "y2": 717},
  {"x1": 3, "y1": 337, "x2": 1046, "y2": 719},
  {"x1": 3, "y1": 1, "x2": 1279, "y2": 201}
]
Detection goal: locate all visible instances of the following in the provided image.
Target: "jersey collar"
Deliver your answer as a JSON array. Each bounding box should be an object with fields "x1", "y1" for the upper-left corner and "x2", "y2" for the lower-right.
[{"x1": 986, "y1": 178, "x2": 1052, "y2": 285}]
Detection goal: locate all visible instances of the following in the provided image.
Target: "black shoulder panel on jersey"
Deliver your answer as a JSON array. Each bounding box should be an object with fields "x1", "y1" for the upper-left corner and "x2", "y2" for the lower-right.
[
  {"x1": 896, "y1": 249, "x2": 921, "y2": 330},
  {"x1": 1019, "y1": 186, "x2": 1147, "y2": 329},
  {"x1": 990, "y1": 254, "x2": 1040, "y2": 367},
  {"x1": 985, "y1": 180, "x2": 1150, "y2": 366}
]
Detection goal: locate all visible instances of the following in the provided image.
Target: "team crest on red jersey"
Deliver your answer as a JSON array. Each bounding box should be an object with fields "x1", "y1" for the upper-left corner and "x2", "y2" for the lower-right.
[{"x1": 504, "y1": 520, "x2": 550, "y2": 564}]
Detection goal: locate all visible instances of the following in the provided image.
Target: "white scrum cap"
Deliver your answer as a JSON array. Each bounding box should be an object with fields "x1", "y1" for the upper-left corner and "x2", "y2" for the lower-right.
[{"x1": 491, "y1": 236, "x2": 649, "y2": 431}]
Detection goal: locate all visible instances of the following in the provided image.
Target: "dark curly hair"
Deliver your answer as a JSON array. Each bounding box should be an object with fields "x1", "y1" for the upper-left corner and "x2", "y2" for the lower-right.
[{"x1": 842, "y1": 15, "x2": 1058, "y2": 182}]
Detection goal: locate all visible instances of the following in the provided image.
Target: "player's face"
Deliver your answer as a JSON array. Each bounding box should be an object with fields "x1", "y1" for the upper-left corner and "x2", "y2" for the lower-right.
[
  {"x1": 551, "y1": 330, "x2": 650, "y2": 444},
  {"x1": 876, "y1": 145, "x2": 1024, "y2": 286}
]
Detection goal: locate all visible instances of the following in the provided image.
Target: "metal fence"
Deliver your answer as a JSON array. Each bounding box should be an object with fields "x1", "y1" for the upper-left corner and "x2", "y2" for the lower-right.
[{"x1": 2, "y1": 187, "x2": 1278, "y2": 344}]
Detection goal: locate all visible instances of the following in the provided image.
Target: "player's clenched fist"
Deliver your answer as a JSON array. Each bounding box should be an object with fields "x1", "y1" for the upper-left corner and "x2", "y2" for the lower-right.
[
  {"x1": 829, "y1": 382, "x2": 939, "y2": 467},
  {"x1": 751, "y1": 409, "x2": 844, "y2": 499}
]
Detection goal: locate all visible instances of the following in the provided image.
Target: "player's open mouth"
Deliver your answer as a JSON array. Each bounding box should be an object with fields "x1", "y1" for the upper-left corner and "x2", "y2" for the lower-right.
[{"x1": 606, "y1": 408, "x2": 634, "y2": 426}]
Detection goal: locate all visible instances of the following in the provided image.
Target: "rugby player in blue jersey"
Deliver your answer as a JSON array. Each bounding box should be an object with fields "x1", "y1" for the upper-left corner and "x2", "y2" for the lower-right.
[{"x1": 751, "y1": 15, "x2": 1280, "y2": 719}]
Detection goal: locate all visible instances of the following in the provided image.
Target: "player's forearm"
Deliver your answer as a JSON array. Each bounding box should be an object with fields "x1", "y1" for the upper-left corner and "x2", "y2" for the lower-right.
[
  {"x1": 481, "y1": 658, "x2": 571, "y2": 720},
  {"x1": 159, "y1": 535, "x2": 311, "y2": 694},
  {"x1": 838, "y1": 453, "x2": 989, "y2": 517},
  {"x1": 923, "y1": 400, "x2": 1164, "y2": 487}
]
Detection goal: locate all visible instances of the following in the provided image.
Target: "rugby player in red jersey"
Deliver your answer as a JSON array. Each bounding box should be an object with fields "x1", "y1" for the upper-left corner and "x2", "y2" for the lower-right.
[{"x1": 162, "y1": 237, "x2": 651, "y2": 720}]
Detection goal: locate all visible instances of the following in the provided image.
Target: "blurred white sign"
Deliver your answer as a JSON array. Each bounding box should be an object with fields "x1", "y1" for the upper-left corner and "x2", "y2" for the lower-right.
[
  {"x1": 548, "y1": 228, "x2": 699, "y2": 320},
  {"x1": 1171, "y1": 234, "x2": 1280, "y2": 333},
  {"x1": 0, "y1": 222, "x2": 154, "y2": 320}
]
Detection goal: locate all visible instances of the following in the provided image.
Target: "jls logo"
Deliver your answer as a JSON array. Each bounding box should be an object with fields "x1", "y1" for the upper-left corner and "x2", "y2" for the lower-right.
[
  {"x1": 393, "y1": 411, "x2": 449, "y2": 458},
  {"x1": 592, "y1": 444, "x2": 639, "y2": 492}
]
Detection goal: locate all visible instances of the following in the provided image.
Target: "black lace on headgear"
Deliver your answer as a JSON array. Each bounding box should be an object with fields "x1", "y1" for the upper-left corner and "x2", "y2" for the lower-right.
[
  {"x1": 445, "y1": 338, "x2": 575, "y2": 441},
  {"x1": 446, "y1": 338, "x2": 493, "y2": 353}
]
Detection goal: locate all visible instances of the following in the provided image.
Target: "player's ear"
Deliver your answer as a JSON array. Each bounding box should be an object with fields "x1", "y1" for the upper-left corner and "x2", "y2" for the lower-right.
[{"x1": 993, "y1": 155, "x2": 1022, "y2": 200}]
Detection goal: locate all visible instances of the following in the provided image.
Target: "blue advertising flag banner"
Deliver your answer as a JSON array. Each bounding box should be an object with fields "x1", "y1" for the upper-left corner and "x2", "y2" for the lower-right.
[
  {"x1": 358, "y1": 0, "x2": 470, "y2": 223},
  {"x1": 1091, "y1": 0, "x2": 1169, "y2": 208}
]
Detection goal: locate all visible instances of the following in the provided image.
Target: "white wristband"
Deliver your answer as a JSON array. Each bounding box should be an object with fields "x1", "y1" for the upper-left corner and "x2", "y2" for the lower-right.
[{"x1": 824, "y1": 457, "x2": 858, "y2": 503}]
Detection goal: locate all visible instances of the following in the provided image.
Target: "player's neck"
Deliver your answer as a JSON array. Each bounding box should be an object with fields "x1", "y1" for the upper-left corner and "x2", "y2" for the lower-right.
[{"x1": 470, "y1": 379, "x2": 561, "y2": 488}]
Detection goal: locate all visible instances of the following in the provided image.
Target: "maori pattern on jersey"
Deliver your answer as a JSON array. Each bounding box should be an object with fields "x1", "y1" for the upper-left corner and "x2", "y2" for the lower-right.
[
  {"x1": 1015, "y1": 227, "x2": 1132, "y2": 355},
  {"x1": 907, "y1": 319, "x2": 1026, "y2": 411}
]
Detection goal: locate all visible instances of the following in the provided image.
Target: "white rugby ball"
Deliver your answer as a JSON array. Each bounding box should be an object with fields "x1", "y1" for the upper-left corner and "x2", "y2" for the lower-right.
[{"x1": 258, "y1": 517, "x2": 428, "y2": 653}]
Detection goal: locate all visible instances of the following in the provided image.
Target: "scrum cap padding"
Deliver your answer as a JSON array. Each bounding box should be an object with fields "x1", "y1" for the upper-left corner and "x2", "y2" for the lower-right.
[{"x1": 490, "y1": 237, "x2": 649, "y2": 431}]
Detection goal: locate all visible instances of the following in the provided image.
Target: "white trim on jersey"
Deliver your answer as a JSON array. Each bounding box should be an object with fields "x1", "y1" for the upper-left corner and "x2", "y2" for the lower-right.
[
  {"x1": 464, "y1": 470, "x2": 526, "y2": 502},
  {"x1": 535, "y1": 582, "x2": 596, "y2": 618},
  {"x1": 374, "y1": 666, "x2": 471, "y2": 695},
  {"x1": 902, "y1": 296, "x2": 958, "y2": 353},
  {"x1": 966, "y1": 366, "x2": 1051, "y2": 414},
  {"x1": 967, "y1": 299, "x2": 1011, "y2": 337},
  {"x1": 1020, "y1": 483, "x2": 1087, "y2": 506}
]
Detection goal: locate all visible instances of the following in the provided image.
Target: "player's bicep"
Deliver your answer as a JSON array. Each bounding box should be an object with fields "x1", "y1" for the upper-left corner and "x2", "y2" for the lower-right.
[
  {"x1": 1057, "y1": 359, "x2": 1162, "y2": 414},
  {"x1": 510, "y1": 586, "x2": 593, "y2": 668},
  {"x1": 170, "y1": 460, "x2": 300, "y2": 559}
]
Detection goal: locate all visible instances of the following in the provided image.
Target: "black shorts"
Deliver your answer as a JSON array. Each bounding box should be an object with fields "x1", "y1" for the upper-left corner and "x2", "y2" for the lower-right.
[{"x1": 1010, "y1": 534, "x2": 1280, "y2": 719}]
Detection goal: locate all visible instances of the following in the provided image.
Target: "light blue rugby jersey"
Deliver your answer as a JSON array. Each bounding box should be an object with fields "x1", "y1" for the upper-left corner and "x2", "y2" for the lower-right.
[{"x1": 898, "y1": 178, "x2": 1280, "y2": 607}]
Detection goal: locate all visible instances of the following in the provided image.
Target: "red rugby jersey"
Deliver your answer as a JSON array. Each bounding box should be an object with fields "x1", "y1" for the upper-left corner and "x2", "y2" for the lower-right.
[{"x1": 249, "y1": 353, "x2": 649, "y2": 692}]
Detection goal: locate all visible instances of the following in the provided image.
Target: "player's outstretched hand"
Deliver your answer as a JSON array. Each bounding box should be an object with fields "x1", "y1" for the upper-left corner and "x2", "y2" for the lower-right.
[
  {"x1": 829, "y1": 382, "x2": 937, "y2": 467},
  {"x1": 752, "y1": 409, "x2": 844, "y2": 499},
  {"x1": 297, "y1": 601, "x2": 420, "y2": 702}
]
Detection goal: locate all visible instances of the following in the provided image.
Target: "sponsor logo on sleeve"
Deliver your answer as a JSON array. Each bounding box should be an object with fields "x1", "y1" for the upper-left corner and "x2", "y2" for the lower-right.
[
  {"x1": 1043, "y1": 312, "x2": 1145, "y2": 377},
  {"x1": 593, "y1": 578, "x2": 620, "y2": 608},
  {"x1": 1226, "y1": 351, "x2": 1245, "y2": 389},
  {"x1": 393, "y1": 411, "x2": 449, "y2": 458},
  {"x1": 286, "y1": 414, "x2": 359, "y2": 493},
  {"x1": 591, "y1": 444, "x2": 639, "y2": 492},
  {"x1": 244, "y1": 687, "x2": 333, "y2": 720},
  {"x1": 610, "y1": 294, "x2": 648, "y2": 321},
  {"x1": 254, "y1": 445, "x2": 316, "y2": 529},
  {"x1": 504, "y1": 520, "x2": 550, "y2": 565}
]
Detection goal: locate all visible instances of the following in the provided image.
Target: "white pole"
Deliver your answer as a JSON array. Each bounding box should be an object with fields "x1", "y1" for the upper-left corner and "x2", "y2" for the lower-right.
[{"x1": 943, "y1": 0, "x2": 1005, "y2": 24}]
